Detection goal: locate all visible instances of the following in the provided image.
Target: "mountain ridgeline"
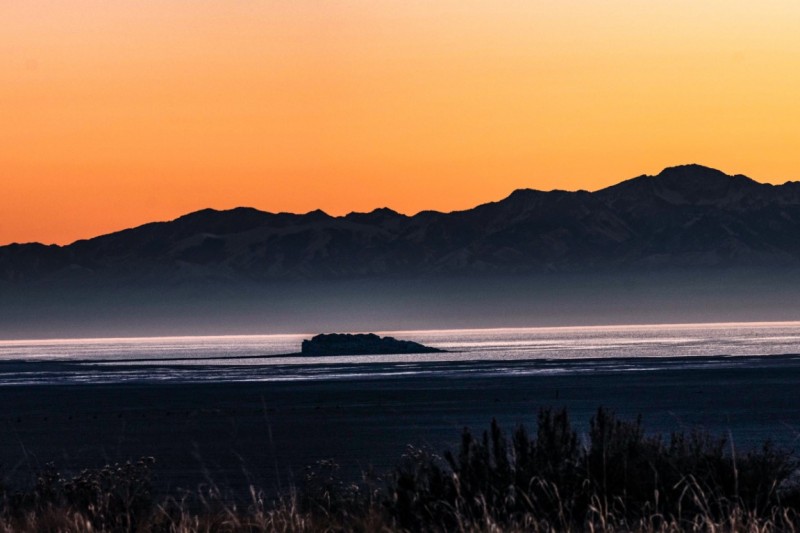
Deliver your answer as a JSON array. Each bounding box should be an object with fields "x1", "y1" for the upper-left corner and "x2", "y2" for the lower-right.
[
  {"x1": 3, "y1": 164, "x2": 800, "y2": 338},
  {"x1": 3, "y1": 164, "x2": 800, "y2": 284}
]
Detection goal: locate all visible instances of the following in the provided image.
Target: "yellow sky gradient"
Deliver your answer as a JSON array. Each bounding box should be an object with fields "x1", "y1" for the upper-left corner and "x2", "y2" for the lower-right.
[{"x1": 2, "y1": 1, "x2": 800, "y2": 244}]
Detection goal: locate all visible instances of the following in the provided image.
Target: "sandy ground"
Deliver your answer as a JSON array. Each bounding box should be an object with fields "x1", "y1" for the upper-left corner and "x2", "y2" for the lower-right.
[{"x1": 1, "y1": 356, "x2": 799, "y2": 498}]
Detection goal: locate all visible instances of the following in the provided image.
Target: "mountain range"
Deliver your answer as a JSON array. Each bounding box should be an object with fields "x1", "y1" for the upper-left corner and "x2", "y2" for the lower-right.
[
  {"x1": 3, "y1": 164, "x2": 800, "y2": 284},
  {"x1": 3, "y1": 164, "x2": 800, "y2": 337}
]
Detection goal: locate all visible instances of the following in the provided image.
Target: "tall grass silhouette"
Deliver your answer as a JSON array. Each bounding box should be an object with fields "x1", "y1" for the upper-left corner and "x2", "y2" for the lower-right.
[{"x1": 1, "y1": 407, "x2": 798, "y2": 531}]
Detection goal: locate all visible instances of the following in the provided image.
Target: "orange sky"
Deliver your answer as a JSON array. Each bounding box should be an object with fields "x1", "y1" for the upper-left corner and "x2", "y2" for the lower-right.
[{"x1": 3, "y1": 1, "x2": 800, "y2": 245}]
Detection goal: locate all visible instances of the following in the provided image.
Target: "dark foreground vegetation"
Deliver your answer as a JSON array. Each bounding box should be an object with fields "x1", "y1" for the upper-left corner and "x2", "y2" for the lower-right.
[{"x1": 2, "y1": 408, "x2": 800, "y2": 532}]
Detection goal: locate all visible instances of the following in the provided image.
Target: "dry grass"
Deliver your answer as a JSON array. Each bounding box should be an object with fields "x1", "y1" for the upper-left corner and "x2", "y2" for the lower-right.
[{"x1": 2, "y1": 408, "x2": 799, "y2": 532}]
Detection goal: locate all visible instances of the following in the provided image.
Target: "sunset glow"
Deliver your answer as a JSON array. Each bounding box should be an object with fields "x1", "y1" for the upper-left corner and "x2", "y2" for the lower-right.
[{"x1": 3, "y1": 1, "x2": 800, "y2": 245}]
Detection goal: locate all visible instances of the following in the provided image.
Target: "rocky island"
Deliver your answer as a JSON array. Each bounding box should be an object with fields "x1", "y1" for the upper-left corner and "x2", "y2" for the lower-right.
[{"x1": 301, "y1": 333, "x2": 444, "y2": 356}]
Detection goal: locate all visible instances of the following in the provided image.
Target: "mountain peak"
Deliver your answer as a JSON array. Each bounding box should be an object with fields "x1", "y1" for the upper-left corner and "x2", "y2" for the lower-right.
[
  {"x1": 505, "y1": 188, "x2": 546, "y2": 199},
  {"x1": 655, "y1": 163, "x2": 753, "y2": 185},
  {"x1": 655, "y1": 164, "x2": 758, "y2": 200},
  {"x1": 366, "y1": 207, "x2": 401, "y2": 217},
  {"x1": 304, "y1": 209, "x2": 332, "y2": 220},
  {"x1": 658, "y1": 163, "x2": 727, "y2": 176},
  {"x1": 344, "y1": 207, "x2": 405, "y2": 224},
  {"x1": 600, "y1": 164, "x2": 760, "y2": 206}
]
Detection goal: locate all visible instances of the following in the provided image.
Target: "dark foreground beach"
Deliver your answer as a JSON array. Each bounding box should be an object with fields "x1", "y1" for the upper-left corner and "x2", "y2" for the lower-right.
[{"x1": 2, "y1": 355, "x2": 800, "y2": 499}]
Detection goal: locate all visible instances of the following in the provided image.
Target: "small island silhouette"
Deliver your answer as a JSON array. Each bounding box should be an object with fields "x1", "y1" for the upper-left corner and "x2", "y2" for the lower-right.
[{"x1": 301, "y1": 333, "x2": 444, "y2": 356}]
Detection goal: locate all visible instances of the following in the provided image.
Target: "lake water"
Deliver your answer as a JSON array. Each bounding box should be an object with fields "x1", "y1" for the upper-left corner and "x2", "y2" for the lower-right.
[
  {"x1": 2, "y1": 322, "x2": 800, "y2": 494},
  {"x1": 1, "y1": 321, "x2": 800, "y2": 385}
]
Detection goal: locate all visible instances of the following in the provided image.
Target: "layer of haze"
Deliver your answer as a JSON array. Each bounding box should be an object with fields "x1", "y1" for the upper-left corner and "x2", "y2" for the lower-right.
[{"x1": 3, "y1": 1, "x2": 800, "y2": 245}]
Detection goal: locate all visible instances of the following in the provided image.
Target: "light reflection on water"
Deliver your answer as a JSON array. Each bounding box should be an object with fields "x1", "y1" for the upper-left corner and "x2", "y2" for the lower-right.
[{"x1": 0, "y1": 321, "x2": 799, "y2": 385}]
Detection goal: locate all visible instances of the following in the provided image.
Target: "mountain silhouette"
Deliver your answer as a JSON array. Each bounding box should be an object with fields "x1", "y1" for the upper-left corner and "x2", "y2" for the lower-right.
[
  {"x1": 3, "y1": 164, "x2": 800, "y2": 284},
  {"x1": 5, "y1": 164, "x2": 800, "y2": 338}
]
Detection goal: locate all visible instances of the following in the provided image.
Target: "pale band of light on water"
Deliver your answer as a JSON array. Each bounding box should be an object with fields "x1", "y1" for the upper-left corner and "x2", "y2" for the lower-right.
[{"x1": 0, "y1": 322, "x2": 799, "y2": 385}]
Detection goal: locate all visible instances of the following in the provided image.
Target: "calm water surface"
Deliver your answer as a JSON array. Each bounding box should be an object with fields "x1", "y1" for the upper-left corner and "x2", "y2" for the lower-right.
[{"x1": 1, "y1": 322, "x2": 799, "y2": 385}]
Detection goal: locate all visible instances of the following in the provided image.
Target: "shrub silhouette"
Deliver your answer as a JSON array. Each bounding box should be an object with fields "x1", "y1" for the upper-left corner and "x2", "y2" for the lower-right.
[
  {"x1": 0, "y1": 409, "x2": 797, "y2": 531},
  {"x1": 2, "y1": 457, "x2": 155, "y2": 532},
  {"x1": 388, "y1": 407, "x2": 799, "y2": 530}
]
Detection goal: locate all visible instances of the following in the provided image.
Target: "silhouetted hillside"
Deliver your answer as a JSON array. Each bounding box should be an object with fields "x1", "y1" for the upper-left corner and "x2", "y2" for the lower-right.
[
  {"x1": 3, "y1": 164, "x2": 800, "y2": 338},
  {"x1": 3, "y1": 164, "x2": 800, "y2": 284}
]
